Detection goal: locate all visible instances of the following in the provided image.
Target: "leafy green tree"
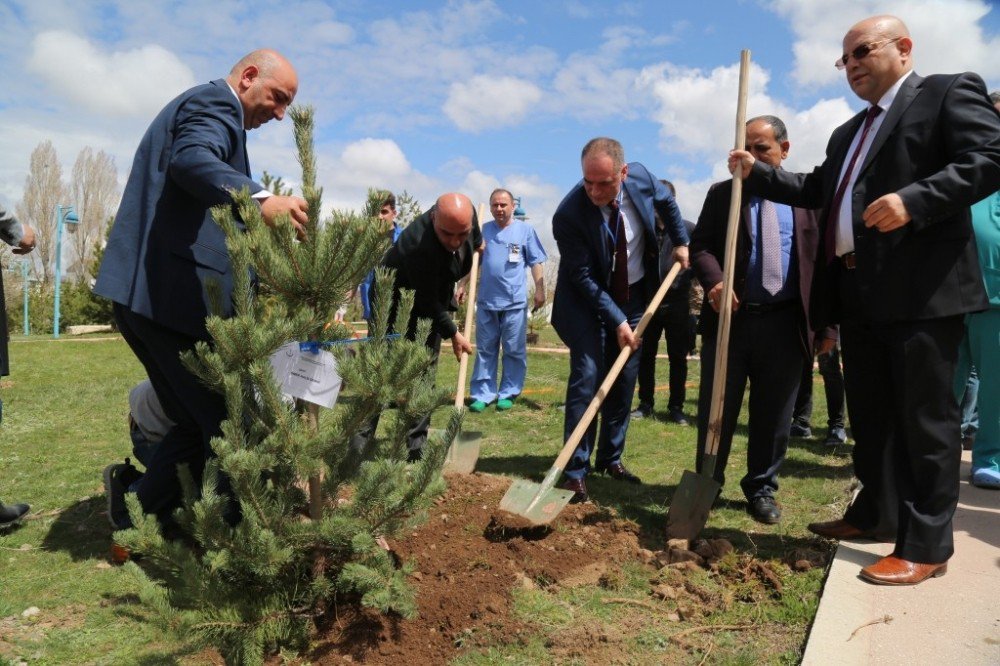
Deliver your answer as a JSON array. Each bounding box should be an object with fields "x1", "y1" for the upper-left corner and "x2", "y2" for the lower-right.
[{"x1": 118, "y1": 107, "x2": 458, "y2": 665}]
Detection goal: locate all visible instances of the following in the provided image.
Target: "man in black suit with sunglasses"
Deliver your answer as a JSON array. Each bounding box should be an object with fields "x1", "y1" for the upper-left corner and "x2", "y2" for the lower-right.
[{"x1": 730, "y1": 14, "x2": 1000, "y2": 585}]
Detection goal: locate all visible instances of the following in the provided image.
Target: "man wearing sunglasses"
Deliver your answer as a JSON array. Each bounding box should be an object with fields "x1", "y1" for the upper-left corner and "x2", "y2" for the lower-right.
[{"x1": 729, "y1": 14, "x2": 1000, "y2": 585}]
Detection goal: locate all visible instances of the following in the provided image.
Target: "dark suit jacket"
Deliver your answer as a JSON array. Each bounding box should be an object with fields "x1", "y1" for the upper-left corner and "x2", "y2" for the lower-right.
[
  {"x1": 690, "y1": 180, "x2": 832, "y2": 359},
  {"x1": 94, "y1": 79, "x2": 260, "y2": 339},
  {"x1": 551, "y1": 162, "x2": 689, "y2": 347},
  {"x1": 381, "y1": 205, "x2": 482, "y2": 340},
  {"x1": 747, "y1": 72, "x2": 999, "y2": 327},
  {"x1": 655, "y1": 218, "x2": 696, "y2": 309},
  {"x1": 1, "y1": 205, "x2": 26, "y2": 376}
]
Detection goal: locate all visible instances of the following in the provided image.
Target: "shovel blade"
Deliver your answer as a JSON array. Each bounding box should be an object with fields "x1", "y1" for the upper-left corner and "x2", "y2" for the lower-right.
[
  {"x1": 442, "y1": 431, "x2": 481, "y2": 475},
  {"x1": 498, "y1": 477, "x2": 575, "y2": 525},
  {"x1": 665, "y1": 469, "x2": 722, "y2": 542}
]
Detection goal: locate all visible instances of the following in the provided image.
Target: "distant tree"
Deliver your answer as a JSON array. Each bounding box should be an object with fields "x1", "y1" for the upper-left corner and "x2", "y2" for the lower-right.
[
  {"x1": 259, "y1": 170, "x2": 294, "y2": 197},
  {"x1": 70, "y1": 147, "x2": 119, "y2": 280},
  {"x1": 394, "y1": 189, "x2": 422, "y2": 227},
  {"x1": 16, "y1": 141, "x2": 67, "y2": 285}
]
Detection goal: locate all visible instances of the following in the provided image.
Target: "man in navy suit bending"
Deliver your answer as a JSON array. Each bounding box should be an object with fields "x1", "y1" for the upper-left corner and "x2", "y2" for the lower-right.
[
  {"x1": 94, "y1": 49, "x2": 309, "y2": 530},
  {"x1": 551, "y1": 138, "x2": 690, "y2": 503}
]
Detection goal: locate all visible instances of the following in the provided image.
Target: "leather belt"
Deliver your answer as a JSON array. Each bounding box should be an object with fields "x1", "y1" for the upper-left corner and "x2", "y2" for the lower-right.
[
  {"x1": 741, "y1": 299, "x2": 798, "y2": 315},
  {"x1": 839, "y1": 252, "x2": 857, "y2": 270}
]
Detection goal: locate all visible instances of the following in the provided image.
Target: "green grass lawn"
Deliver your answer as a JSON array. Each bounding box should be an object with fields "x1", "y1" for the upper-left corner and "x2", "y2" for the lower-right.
[{"x1": 0, "y1": 332, "x2": 855, "y2": 664}]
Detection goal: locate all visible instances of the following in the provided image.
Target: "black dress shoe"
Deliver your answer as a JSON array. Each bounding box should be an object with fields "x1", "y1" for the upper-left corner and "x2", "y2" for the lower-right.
[
  {"x1": 630, "y1": 405, "x2": 652, "y2": 420},
  {"x1": 0, "y1": 501, "x2": 30, "y2": 529},
  {"x1": 666, "y1": 409, "x2": 689, "y2": 426},
  {"x1": 596, "y1": 462, "x2": 642, "y2": 485},
  {"x1": 561, "y1": 477, "x2": 588, "y2": 504},
  {"x1": 789, "y1": 423, "x2": 812, "y2": 438},
  {"x1": 103, "y1": 459, "x2": 143, "y2": 530},
  {"x1": 748, "y1": 496, "x2": 781, "y2": 524},
  {"x1": 823, "y1": 426, "x2": 848, "y2": 446}
]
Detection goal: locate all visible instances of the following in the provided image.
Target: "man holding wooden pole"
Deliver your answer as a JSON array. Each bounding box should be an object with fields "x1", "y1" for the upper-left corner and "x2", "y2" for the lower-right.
[{"x1": 551, "y1": 138, "x2": 689, "y2": 503}]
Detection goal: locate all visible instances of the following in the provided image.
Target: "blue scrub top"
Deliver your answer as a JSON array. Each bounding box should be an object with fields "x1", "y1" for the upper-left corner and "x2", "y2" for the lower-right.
[{"x1": 477, "y1": 219, "x2": 547, "y2": 310}]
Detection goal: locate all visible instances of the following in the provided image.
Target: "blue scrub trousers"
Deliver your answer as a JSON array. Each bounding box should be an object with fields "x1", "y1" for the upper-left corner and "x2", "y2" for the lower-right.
[{"x1": 470, "y1": 306, "x2": 527, "y2": 403}]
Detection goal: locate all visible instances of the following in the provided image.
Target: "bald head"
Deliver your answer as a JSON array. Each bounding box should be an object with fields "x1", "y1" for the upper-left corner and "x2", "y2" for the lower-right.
[
  {"x1": 433, "y1": 193, "x2": 474, "y2": 252},
  {"x1": 841, "y1": 15, "x2": 912, "y2": 104},
  {"x1": 226, "y1": 49, "x2": 298, "y2": 130}
]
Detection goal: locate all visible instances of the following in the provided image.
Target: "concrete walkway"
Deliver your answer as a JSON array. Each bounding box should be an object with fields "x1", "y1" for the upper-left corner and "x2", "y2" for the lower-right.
[{"x1": 802, "y1": 450, "x2": 1000, "y2": 664}]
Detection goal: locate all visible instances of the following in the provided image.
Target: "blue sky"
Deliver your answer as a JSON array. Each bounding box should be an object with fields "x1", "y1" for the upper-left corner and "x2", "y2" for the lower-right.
[{"x1": 1, "y1": 0, "x2": 998, "y2": 254}]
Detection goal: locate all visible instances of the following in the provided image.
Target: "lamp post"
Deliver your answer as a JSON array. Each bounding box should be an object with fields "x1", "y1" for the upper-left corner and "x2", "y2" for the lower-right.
[
  {"x1": 53, "y1": 204, "x2": 79, "y2": 339},
  {"x1": 19, "y1": 259, "x2": 31, "y2": 335}
]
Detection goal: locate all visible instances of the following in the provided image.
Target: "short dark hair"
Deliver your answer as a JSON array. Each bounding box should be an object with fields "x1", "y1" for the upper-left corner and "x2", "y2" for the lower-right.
[
  {"x1": 989, "y1": 90, "x2": 1000, "y2": 105},
  {"x1": 659, "y1": 179, "x2": 676, "y2": 197},
  {"x1": 379, "y1": 191, "x2": 396, "y2": 210},
  {"x1": 747, "y1": 115, "x2": 788, "y2": 143},
  {"x1": 581, "y1": 137, "x2": 625, "y2": 169},
  {"x1": 490, "y1": 188, "x2": 514, "y2": 203}
]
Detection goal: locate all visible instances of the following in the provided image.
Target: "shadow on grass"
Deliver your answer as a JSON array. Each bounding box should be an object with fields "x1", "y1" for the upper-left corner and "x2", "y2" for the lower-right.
[
  {"x1": 103, "y1": 592, "x2": 206, "y2": 665},
  {"x1": 701, "y1": 526, "x2": 835, "y2": 561},
  {"x1": 40, "y1": 495, "x2": 112, "y2": 561},
  {"x1": 780, "y1": 455, "x2": 854, "y2": 481}
]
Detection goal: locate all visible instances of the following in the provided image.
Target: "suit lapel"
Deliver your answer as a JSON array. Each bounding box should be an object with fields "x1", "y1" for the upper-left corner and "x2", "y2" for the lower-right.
[
  {"x1": 242, "y1": 130, "x2": 251, "y2": 176},
  {"x1": 858, "y1": 73, "x2": 923, "y2": 177}
]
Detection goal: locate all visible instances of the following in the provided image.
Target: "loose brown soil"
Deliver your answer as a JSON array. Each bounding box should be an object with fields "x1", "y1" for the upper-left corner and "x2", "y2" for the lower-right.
[
  {"x1": 308, "y1": 472, "x2": 644, "y2": 664},
  {"x1": 304, "y1": 472, "x2": 826, "y2": 664}
]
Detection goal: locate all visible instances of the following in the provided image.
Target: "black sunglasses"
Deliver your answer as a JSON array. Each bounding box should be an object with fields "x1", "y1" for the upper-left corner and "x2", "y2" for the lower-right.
[{"x1": 835, "y1": 37, "x2": 900, "y2": 70}]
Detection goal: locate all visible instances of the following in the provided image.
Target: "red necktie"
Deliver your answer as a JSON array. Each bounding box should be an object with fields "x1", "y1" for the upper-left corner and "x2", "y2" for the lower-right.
[
  {"x1": 608, "y1": 199, "x2": 629, "y2": 303},
  {"x1": 824, "y1": 106, "x2": 882, "y2": 264}
]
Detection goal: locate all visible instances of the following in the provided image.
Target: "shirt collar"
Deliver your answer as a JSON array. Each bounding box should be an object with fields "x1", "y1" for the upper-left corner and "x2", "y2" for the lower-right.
[
  {"x1": 225, "y1": 81, "x2": 246, "y2": 127},
  {"x1": 874, "y1": 69, "x2": 914, "y2": 113}
]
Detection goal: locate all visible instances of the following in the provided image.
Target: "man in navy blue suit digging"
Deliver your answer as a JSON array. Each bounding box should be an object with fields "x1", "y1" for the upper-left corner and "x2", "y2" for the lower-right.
[
  {"x1": 551, "y1": 137, "x2": 690, "y2": 502},
  {"x1": 94, "y1": 49, "x2": 309, "y2": 531}
]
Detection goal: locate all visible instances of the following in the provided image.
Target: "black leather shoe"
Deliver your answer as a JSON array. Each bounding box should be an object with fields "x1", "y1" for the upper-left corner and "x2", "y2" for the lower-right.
[
  {"x1": 630, "y1": 405, "x2": 652, "y2": 420},
  {"x1": 0, "y1": 501, "x2": 30, "y2": 529},
  {"x1": 561, "y1": 477, "x2": 588, "y2": 504},
  {"x1": 667, "y1": 409, "x2": 689, "y2": 426},
  {"x1": 103, "y1": 459, "x2": 143, "y2": 530},
  {"x1": 597, "y1": 462, "x2": 642, "y2": 485},
  {"x1": 748, "y1": 496, "x2": 781, "y2": 524},
  {"x1": 823, "y1": 427, "x2": 848, "y2": 446},
  {"x1": 789, "y1": 423, "x2": 812, "y2": 438}
]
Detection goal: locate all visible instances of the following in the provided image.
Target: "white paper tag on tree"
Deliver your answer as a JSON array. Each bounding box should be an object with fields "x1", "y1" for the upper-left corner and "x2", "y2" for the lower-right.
[{"x1": 269, "y1": 342, "x2": 342, "y2": 408}]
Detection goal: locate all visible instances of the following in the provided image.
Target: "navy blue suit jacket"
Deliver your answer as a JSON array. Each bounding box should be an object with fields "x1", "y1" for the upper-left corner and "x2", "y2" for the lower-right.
[
  {"x1": 551, "y1": 162, "x2": 688, "y2": 347},
  {"x1": 94, "y1": 79, "x2": 261, "y2": 339}
]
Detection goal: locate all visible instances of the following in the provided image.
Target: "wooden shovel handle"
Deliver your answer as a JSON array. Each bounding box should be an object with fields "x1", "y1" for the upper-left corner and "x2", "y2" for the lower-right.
[
  {"x1": 704, "y1": 49, "x2": 751, "y2": 461},
  {"x1": 552, "y1": 261, "x2": 684, "y2": 472},
  {"x1": 454, "y1": 203, "x2": 486, "y2": 408}
]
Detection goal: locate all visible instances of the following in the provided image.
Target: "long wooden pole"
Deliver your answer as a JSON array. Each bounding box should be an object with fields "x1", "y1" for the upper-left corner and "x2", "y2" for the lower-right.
[{"x1": 702, "y1": 49, "x2": 751, "y2": 476}]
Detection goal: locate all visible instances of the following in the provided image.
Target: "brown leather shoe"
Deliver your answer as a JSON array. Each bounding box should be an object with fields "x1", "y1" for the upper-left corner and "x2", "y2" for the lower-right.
[
  {"x1": 561, "y1": 477, "x2": 588, "y2": 504},
  {"x1": 859, "y1": 555, "x2": 947, "y2": 586},
  {"x1": 807, "y1": 518, "x2": 873, "y2": 540},
  {"x1": 597, "y1": 461, "x2": 642, "y2": 485}
]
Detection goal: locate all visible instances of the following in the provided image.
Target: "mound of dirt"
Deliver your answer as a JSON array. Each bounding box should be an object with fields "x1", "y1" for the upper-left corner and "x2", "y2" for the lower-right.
[
  {"x1": 310, "y1": 472, "x2": 644, "y2": 664},
  {"x1": 306, "y1": 473, "x2": 828, "y2": 664}
]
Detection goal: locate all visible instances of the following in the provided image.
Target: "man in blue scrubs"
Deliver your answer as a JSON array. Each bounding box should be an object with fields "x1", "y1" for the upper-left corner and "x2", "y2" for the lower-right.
[{"x1": 468, "y1": 188, "x2": 547, "y2": 412}]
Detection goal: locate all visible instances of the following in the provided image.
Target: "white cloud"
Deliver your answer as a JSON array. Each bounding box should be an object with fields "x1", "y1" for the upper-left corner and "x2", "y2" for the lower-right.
[
  {"x1": 27, "y1": 31, "x2": 196, "y2": 117},
  {"x1": 770, "y1": 0, "x2": 1000, "y2": 89},
  {"x1": 444, "y1": 75, "x2": 543, "y2": 132},
  {"x1": 639, "y1": 60, "x2": 857, "y2": 219},
  {"x1": 305, "y1": 20, "x2": 354, "y2": 46}
]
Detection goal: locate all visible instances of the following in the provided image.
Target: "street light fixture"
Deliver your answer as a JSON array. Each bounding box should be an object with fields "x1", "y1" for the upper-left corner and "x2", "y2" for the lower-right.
[
  {"x1": 18, "y1": 259, "x2": 31, "y2": 335},
  {"x1": 53, "y1": 204, "x2": 79, "y2": 339},
  {"x1": 513, "y1": 197, "x2": 528, "y2": 221}
]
